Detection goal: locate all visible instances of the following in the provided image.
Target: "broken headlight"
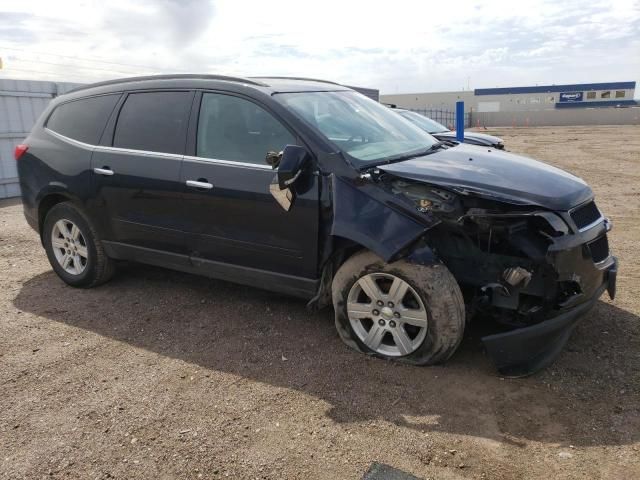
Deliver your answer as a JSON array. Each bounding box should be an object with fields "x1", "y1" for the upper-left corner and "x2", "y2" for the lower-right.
[{"x1": 390, "y1": 180, "x2": 462, "y2": 217}]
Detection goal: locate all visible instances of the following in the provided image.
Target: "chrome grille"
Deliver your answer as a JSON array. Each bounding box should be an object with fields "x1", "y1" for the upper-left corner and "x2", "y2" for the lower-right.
[{"x1": 570, "y1": 201, "x2": 602, "y2": 230}]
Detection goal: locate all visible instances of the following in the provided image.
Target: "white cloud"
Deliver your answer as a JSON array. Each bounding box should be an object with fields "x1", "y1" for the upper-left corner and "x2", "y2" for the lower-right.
[{"x1": 0, "y1": 0, "x2": 638, "y2": 96}]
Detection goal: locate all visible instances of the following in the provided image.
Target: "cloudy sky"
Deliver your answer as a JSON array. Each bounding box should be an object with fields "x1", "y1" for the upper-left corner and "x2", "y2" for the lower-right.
[{"x1": 0, "y1": 0, "x2": 638, "y2": 95}]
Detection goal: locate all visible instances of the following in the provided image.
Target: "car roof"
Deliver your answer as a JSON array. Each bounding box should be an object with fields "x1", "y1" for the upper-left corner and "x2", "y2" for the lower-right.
[
  {"x1": 251, "y1": 76, "x2": 349, "y2": 91},
  {"x1": 65, "y1": 74, "x2": 352, "y2": 99}
]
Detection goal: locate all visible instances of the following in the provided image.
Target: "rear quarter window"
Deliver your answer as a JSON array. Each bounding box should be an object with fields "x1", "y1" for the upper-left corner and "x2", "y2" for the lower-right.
[
  {"x1": 113, "y1": 91, "x2": 192, "y2": 155},
  {"x1": 46, "y1": 94, "x2": 121, "y2": 144}
]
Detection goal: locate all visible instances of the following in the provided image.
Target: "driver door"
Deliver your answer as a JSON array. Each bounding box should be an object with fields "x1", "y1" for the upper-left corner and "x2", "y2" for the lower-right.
[{"x1": 180, "y1": 91, "x2": 319, "y2": 286}]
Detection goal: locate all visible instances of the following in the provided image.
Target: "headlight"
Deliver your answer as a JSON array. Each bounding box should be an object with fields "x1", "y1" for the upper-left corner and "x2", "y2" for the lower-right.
[{"x1": 390, "y1": 180, "x2": 462, "y2": 217}]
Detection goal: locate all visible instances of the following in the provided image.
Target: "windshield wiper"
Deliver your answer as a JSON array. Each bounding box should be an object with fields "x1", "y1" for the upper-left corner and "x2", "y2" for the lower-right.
[
  {"x1": 367, "y1": 142, "x2": 447, "y2": 167},
  {"x1": 424, "y1": 141, "x2": 446, "y2": 151}
]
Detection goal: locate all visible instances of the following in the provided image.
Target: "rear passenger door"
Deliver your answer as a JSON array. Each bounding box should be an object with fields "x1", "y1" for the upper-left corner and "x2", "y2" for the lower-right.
[
  {"x1": 40, "y1": 94, "x2": 122, "y2": 206},
  {"x1": 181, "y1": 91, "x2": 320, "y2": 281},
  {"x1": 90, "y1": 90, "x2": 194, "y2": 254}
]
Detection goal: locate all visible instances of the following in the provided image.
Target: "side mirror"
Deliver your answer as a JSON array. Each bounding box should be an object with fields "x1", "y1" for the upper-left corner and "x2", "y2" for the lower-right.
[
  {"x1": 276, "y1": 145, "x2": 311, "y2": 189},
  {"x1": 268, "y1": 145, "x2": 311, "y2": 212},
  {"x1": 265, "y1": 150, "x2": 281, "y2": 167}
]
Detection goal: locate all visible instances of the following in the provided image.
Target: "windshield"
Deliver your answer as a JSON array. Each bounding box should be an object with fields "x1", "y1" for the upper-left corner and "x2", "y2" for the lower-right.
[
  {"x1": 275, "y1": 91, "x2": 438, "y2": 165},
  {"x1": 397, "y1": 111, "x2": 449, "y2": 134}
]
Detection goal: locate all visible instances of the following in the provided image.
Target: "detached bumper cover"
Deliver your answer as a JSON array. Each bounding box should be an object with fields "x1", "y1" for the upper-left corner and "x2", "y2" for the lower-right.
[{"x1": 482, "y1": 256, "x2": 617, "y2": 377}]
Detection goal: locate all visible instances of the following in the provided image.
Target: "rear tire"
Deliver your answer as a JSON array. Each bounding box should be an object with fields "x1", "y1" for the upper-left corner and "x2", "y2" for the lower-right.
[
  {"x1": 332, "y1": 250, "x2": 465, "y2": 365},
  {"x1": 43, "y1": 202, "x2": 115, "y2": 288}
]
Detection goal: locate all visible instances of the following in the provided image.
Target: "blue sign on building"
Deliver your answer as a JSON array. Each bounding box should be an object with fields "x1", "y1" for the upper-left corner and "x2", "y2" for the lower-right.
[{"x1": 559, "y1": 91, "x2": 584, "y2": 102}]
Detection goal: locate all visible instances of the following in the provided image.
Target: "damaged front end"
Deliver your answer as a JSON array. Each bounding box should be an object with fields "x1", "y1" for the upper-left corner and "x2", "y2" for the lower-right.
[{"x1": 383, "y1": 175, "x2": 617, "y2": 376}]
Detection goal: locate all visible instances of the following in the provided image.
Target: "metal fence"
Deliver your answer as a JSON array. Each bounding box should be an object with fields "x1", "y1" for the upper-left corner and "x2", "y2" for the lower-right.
[
  {"x1": 406, "y1": 108, "x2": 471, "y2": 130},
  {"x1": 0, "y1": 79, "x2": 79, "y2": 199}
]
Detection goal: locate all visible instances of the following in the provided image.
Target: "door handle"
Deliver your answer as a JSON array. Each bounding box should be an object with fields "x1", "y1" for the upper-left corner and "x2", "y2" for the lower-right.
[
  {"x1": 94, "y1": 167, "x2": 114, "y2": 176},
  {"x1": 186, "y1": 179, "x2": 213, "y2": 190}
]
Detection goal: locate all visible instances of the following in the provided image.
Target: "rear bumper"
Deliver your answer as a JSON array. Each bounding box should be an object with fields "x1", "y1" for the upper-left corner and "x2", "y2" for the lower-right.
[
  {"x1": 23, "y1": 203, "x2": 39, "y2": 233},
  {"x1": 24, "y1": 208, "x2": 38, "y2": 232},
  {"x1": 482, "y1": 256, "x2": 617, "y2": 377}
]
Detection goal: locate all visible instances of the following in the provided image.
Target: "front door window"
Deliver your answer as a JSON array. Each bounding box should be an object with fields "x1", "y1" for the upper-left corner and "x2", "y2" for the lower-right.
[{"x1": 197, "y1": 93, "x2": 296, "y2": 164}]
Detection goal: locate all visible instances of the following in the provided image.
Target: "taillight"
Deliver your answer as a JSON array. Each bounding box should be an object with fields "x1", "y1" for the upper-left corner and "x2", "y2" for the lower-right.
[{"x1": 14, "y1": 144, "x2": 28, "y2": 160}]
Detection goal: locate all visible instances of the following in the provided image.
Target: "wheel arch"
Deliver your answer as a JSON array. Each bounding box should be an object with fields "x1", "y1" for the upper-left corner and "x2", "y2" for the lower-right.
[
  {"x1": 307, "y1": 235, "x2": 441, "y2": 311},
  {"x1": 37, "y1": 193, "x2": 72, "y2": 239},
  {"x1": 36, "y1": 188, "x2": 88, "y2": 242},
  {"x1": 306, "y1": 236, "x2": 366, "y2": 311}
]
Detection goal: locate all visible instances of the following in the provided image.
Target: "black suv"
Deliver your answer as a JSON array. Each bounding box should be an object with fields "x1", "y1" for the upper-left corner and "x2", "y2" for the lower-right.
[{"x1": 16, "y1": 75, "x2": 617, "y2": 376}]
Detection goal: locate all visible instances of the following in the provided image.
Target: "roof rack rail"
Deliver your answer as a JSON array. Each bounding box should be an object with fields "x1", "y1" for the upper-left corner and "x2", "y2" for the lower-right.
[
  {"x1": 251, "y1": 76, "x2": 343, "y2": 86},
  {"x1": 68, "y1": 74, "x2": 268, "y2": 94}
]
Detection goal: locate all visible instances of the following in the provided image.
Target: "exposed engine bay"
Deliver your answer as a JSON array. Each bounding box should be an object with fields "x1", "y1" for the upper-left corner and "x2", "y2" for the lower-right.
[
  {"x1": 327, "y1": 143, "x2": 617, "y2": 375},
  {"x1": 381, "y1": 174, "x2": 615, "y2": 330}
]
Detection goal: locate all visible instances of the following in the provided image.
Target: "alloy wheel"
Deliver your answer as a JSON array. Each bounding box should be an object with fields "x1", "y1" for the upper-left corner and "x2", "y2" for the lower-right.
[
  {"x1": 51, "y1": 219, "x2": 88, "y2": 275},
  {"x1": 347, "y1": 273, "x2": 428, "y2": 357}
]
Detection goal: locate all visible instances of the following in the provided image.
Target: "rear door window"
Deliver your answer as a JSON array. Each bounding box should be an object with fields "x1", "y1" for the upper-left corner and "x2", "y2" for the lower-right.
[
  {"x1": 113, "y1": 91, "x2": 192, "y2": 155},
  {"x1": 47, "y1": 94, "x2": 120, "y2": 144},
  {"x1": 196, "y1": 93, "x2": 295, "y2": 164}
]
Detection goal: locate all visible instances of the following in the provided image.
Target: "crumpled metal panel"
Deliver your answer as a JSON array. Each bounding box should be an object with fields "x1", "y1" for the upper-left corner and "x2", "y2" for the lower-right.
[{"x1": 329, "y1": 175, "x2": 429, "y2": 262}]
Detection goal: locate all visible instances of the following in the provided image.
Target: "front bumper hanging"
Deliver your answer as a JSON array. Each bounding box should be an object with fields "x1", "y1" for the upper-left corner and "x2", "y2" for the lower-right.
[{"x1": 482, "y1": 256, "x2": 617, "y2": 377}]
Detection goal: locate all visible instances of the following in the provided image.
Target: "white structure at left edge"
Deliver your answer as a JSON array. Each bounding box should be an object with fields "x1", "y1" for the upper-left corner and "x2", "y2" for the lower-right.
[{"x1": 0, "y1": 79, "x2": 82, "y2": 199}]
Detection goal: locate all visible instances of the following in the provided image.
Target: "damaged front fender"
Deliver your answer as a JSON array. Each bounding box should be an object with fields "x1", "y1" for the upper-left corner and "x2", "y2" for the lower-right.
[
  {"x1": 329, "y1": 175, "x2": 439, "y2": 262},
  {"x1": 306, "y1": 173, "x2": 441, "y2": 312}
]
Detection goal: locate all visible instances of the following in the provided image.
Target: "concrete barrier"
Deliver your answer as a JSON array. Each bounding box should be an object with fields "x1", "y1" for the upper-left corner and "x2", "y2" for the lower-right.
[{"x1": 472, "y1": 107, "x2": 640, "y2": 127}]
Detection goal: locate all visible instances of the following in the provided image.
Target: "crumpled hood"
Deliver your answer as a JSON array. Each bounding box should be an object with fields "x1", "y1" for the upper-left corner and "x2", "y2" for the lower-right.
[
  {"x1": 435, "y1": 130, "x2": 503, "y2": 145},
  {"x1": 379, "y1": 143, "x2": 592, "y2": 210}
]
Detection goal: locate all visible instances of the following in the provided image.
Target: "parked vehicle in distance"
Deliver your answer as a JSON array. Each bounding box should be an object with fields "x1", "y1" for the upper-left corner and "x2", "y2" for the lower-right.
[
  {"x1": 394, "y1": 108, "x2": 505, "y2": 149},
  {"x1": 17, "y1": 75, "x2": 616, "y2": 376}
]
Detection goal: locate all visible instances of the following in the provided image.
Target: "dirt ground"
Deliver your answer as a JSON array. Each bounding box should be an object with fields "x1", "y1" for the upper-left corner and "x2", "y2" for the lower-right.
[{"x1": 1, "y1": 125, "x2": 639, "y2": 480}]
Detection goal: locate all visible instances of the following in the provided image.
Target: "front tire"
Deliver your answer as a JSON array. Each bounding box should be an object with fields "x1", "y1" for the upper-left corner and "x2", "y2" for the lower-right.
[
  {"x1": 331, "y1": 251, "x2": 465, "y2": 365},
  {"x1": 43, "y1": 202, "x2": 115, "y2": 288}
]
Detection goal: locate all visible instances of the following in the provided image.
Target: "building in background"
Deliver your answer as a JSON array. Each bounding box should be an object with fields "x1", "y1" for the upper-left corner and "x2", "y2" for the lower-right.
[{"x1": 381, "y1": 81, "x2": 637, "y2": 112}]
